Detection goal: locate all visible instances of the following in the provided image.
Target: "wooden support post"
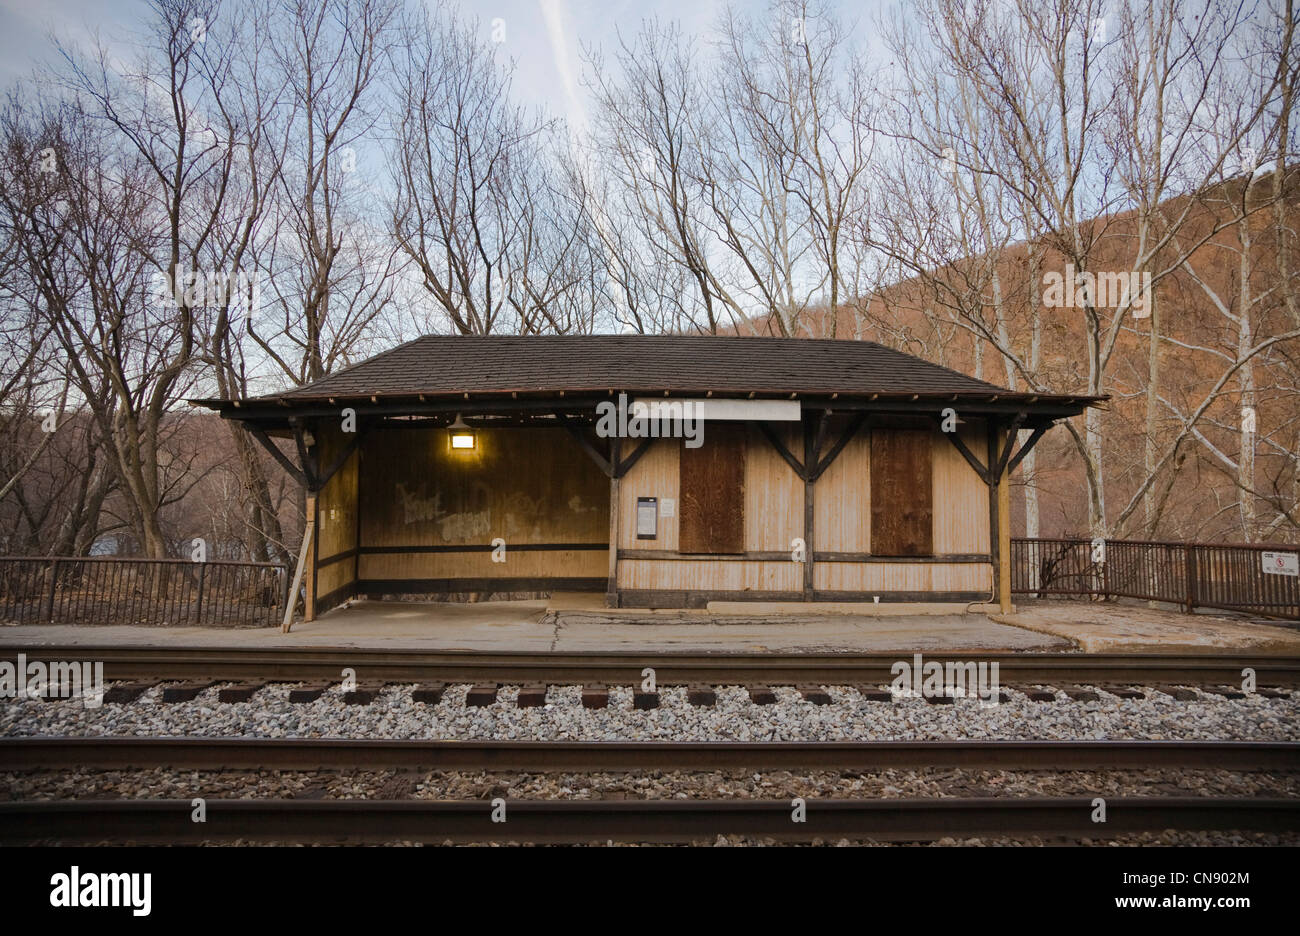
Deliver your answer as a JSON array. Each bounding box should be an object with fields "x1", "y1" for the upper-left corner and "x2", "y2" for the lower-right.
[
  {"x1": 607, "y1": 437, "x2": 621, "y2": 607},
  {"x1": 307, "y1": 492, "x2": 318, "y2": 622},
  {"x1": 803, "y1": 414, "x2": 818, "y2": 601},
  {"x1": 997, "y1": 441, "x2": 1012, "y2": 613},
  {"x1": 282, "y1": 494, "x2": 316, "y2": 633},
  {"x1": 987, "y1": 423, "x2": 1001, "y2": 610},
  {"x1": 354, "y1": 444, "x2": 363, "y2": 595}
]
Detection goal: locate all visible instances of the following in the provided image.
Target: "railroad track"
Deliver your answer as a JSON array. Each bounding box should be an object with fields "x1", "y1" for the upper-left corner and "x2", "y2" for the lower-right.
[
  {"x1": 4, "y1": 737, "x2": 1299, "y2": 771},
  {"x1": 3, "y1": 646, "x2": 1298, "y2": 685},
  {"x1": 2, "y1": 796, "x2": 1296, "y2": 844}
]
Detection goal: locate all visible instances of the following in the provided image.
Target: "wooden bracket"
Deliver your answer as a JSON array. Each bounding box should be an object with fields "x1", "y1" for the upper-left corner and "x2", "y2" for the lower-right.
[
  {"x1": 290, "y1": 419, "x2": 321, "y2": 491},
  {"x1": 316, "y1": 432, "x2": 362, "y2": 489},
  {"x1": 758, "y1": 421, "x2": 807, "y2": 480},
  {"x1": 558, "y1": 415, "x2": 613, "y2": 478},
  {"x1": 247, "y1": 425, "x2": 306, "y2": 487},
  {"x1": 808, "y1": 412, "x2": 867, "y2": 482},
  {"x1": 937, "y1": 420, "x2": 992, "y2": 485},
  {"x1": 614, "y1": 438, "x2": 655, "y2": 478},
  {"x1": 1005, "y1": 422, "x2": 1050, "y2": 478}
]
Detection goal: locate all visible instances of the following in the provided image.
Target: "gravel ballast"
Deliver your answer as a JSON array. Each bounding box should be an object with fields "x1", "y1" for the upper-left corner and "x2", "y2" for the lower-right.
[
  {"x1": 1, "y1": 682, "x2": 1296, "y2": 742},
  {"x1": 4, "y1": 766, "x2": 1298, "y2": 801}
]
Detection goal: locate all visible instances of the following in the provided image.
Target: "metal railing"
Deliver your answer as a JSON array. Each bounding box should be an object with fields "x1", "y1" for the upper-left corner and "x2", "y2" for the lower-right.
[
  {"x1": 1011, "y1": 537, "x2": 1300, "y2": 620},
  {"x1": 0, "y1": 556, "x2": 290, "y2": 627}
]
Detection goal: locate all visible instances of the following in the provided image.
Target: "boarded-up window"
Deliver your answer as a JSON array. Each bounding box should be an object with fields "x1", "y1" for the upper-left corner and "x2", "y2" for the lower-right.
[
  {"x1": 870, "y1": 429, "x2": 933, "y2": 556},
  {"x1": 679, "y1": 424, "x2": 746, "y2": 554}
]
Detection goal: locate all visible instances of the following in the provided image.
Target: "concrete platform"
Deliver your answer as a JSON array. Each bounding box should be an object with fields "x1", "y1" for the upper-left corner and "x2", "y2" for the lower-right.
[
  {"x1": 0, "y1": 598, "x2": 1066, "y2": 653},
  {"x1": 2, "y1": 597, "x2": 1295, "y2": 655},
  {"x1": 993, "y1": 599, "x2": 1300, "y2": 654}
]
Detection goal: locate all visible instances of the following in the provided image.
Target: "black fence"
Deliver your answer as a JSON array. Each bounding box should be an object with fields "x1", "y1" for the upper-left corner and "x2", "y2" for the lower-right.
[
  {"x1": 0, "y1": 556, "x2": 290, "y2": 627},
  {"x1": 1011, "y1": 537, "x2": 1300, "y2": 620}
]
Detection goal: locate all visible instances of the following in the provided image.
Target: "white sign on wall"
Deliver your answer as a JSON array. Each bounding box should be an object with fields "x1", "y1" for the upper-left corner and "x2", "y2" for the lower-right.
[
  {"x1": 1261, "y1": 551, "x2": 1299, "y2": 577},
  {"x1": 659, "y1": 498, "x2": 675, "y2": 518}
]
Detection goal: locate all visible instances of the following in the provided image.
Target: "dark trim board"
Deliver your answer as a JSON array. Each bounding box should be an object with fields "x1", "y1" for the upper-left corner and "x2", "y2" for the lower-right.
[
  {"x1": 810, "y1": 591, "x2": 990, "y2": 603},
  {"x1": 358, "y1": 577, "x2": 607, "y2": 595},
  {"x1": 616, "y1": 589, "x2": 991, "y2": 608},
  {"x1": 618, "y1": 549, "x2": 992, "y2": 564},
  {"x1": 317, "y1": 547, "x2": 360, "y2": 569},
  {"x1": 618, "y1": 549, "x2": 792, "y2": 562},
  {"x1": 614, "y1": 590, "x2": 804, "y2": 609},
  {"x1": 360, "y1": 543, "x2": 607, "y2": 555},
  {"x1": 813, "y1": 553, "x2": 992, "y2": 564},
  {"x1": 315, "y1": 583, "x2": 355, "y2": 615}
]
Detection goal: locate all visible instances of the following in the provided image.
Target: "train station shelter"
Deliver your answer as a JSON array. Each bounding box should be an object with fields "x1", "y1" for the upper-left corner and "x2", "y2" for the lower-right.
[{"x1": 192, "y1": 335, "x2": 1102, "y2": 629}]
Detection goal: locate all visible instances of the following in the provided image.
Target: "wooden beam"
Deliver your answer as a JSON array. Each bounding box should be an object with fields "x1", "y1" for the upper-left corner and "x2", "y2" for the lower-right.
[
  {"x1": 936, "y1": 419, "x2": 990, "y2": 484},
  {"x1": 607, "y1": 436, "x2": 620, "y2": 606},
  {"x1": 1005, "y1": 423, "x2": 1050, "y2": 477},
  {"x1": 758, "y1": 421, "x2": 807, "y2": 480},
  {"x1": 809, "y1": 412, "x2": 867, "y2": 481},
  {"x1": 247, "y1": 425, "x2": 306, "y2": 486},
  {"x1": 291, "y1": 420, "x2": 320, "y2": 490},
  {"x1": 308, "y1": 491, "x2": 319, "y2": 622},
  {"x1": 994, "y1": 412, "x2": 1028, "y2": 478},
  {"x1": 316, "y1": 433, "x2": 361, "y2": 489},
  {"x1": 557, "y1": 415, "x2": 613, "y2": 477},
  {"x1": 615, "y1": 437, "x2": 655, "y2": 478},
  {"x1": 282, "y1": 497, "x2": 315, "y2": 633},
  {"x1": 998, "y1": 431, "x2": 1012, "y2": 614},
  {"x1": 803, "y1": 412, "x2": 822, "y2": 601},
  {"x1": 987, "y1": 423, "x2": 1001, "y2": 608}
]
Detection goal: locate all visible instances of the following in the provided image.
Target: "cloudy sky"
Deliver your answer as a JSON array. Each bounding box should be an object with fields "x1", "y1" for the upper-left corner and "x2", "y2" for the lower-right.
[{"x1": 0, "y1": 0, "x2": 891, "y2": 128}]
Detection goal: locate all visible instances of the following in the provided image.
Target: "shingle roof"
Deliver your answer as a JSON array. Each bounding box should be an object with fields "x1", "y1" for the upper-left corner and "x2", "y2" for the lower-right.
[{"x1": 238, "y1": 334, "x2": 1046, "y2": 400}]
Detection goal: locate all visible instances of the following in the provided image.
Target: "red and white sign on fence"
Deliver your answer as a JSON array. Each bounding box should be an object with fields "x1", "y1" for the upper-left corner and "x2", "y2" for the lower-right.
[{"x1": 1261, "y1": 551, "x2": 1300, "y2": 577}]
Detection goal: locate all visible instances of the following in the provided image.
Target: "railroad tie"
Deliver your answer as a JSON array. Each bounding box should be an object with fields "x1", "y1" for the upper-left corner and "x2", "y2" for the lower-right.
[
  {"x1": 517, "y1": 685, "x2": 548, "y2": 708},
  {"x1": 633, "y1": 688, "x2": 660, "y2": 710},
  {"x1": 1022, "y1": 689, "x2": 1058, "y2": 702},
  {"x1": 160, "y1": 681, "x2": 216, "y2": 703},
  {"x1": 581, "y1": 685, "x2": 608, "y2": 709},
  {"x1": 1063, "y1": 688, "x2": 1102, "y2": 702},
  {"x1": 343, "y1": 683, "x2": 385, "y2": 705},
  {"x1": 747, "y1": 685, "x2": 777, "y2": 705},
  {"x1": 687, "y1": 684, "x2": 716, "y2": 707},
  {"x1": 103, "y1": 683, "x2": 157, "y2": 704},
  {"x1": 1203, "y1": 687, "x2": 1247, "y2": 700},
  {"x1": 465, "y1": 685, "x2": 498, "y2": 707},
  {"x1": 799, "y1": 685, "x2": 833, "y2": 705},
  {"x1": 1257, "y1": 688, "x2": 1290, "y2": 699},
  {"x1": 1105, "y1": 687, "x2": 1145, "y2": 700},
  {"x1": 856, "y1": 688, "x2": 893, "y2": 702},
  {"x1": 1156, "y1": 686, "x2": 1200, "y2": 701},
  {"x1": 217, "y1": 682, "x2": 266, "y2": 703},
  {"x1": 288, "y1": 682, "x2": 333, "y2": 703},
  {"x1": 411, "y1": 683, "x2": 446, "y2": 704}
]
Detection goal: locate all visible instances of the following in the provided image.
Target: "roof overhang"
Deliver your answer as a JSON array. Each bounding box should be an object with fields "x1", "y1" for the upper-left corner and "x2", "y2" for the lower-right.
[{"x1": 189, "y1": 388, "x2": 1103, "y2": 430}]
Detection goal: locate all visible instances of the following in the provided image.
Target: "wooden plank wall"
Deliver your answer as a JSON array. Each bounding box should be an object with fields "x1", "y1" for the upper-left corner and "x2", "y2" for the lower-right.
[
  {"x1": 620, "y1": 420, "x2": 991, "y2": 598},
  {"x1": 617, "y1": 425, "x2": 803, "y2": 592},
  {"x1": 356, "y1": 427, "x2": 608, "y2": 585},
  {"x1": 814, "y1": 423, "x2": 991, "y2": 594},
  {"x1": 314, "y1": 423, "x2": 359, "y2": 608}
]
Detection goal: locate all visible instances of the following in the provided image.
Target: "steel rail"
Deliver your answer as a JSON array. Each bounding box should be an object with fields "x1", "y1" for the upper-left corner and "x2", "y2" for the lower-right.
[
  {"x1": 4, "y1": 738, "x2": 1299, "y2": 772},
  {"x1": 2, "y1": 647, "x2": 1297, "y2": 685},
  {"x1": 2, "y1": 796, "x2": 1296, "y2": 844}
]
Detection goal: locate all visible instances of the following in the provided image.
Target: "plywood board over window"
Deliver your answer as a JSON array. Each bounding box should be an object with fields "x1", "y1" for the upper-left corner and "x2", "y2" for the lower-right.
[
  {"x1": 679, "y1": 424, "x2": 746, "y2": 554},
  {"x1": 870, "y1": 429, "x2": 933, "y2": 556}
]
